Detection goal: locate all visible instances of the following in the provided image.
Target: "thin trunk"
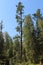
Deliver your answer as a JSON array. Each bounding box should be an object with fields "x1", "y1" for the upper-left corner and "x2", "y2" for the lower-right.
[{"x1": 20, "y1": 13, "x2": 22, "y2": 63}]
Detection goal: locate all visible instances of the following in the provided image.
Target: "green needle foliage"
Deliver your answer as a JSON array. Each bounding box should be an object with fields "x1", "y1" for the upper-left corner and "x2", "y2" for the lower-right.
[
  {"x1": 0, "y1": 2, "x2": 43, "y2": 65},
  {"x1": 16, "y1": 2, "x2": 24, "y2": 62}
]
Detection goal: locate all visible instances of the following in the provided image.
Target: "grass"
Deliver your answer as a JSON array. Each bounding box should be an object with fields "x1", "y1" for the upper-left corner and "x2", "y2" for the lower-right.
[
  {"x1": 15, "y1": 62, "x2": 39, "y2": 65},
  {"x1": 28, "y1": 64, "x2": 39, "y2": 65}
]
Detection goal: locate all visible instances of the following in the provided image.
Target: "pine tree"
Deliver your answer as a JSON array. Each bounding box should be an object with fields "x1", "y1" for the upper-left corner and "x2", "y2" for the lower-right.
[
  {"x1": 23, "y1": 15, "x2": 34, "y2": 62},
  {"x1": 32, "y1": 9, "x2": 42, "y2": 63},
  {"x1": 16, "y1": 2, "x2": 24, "y2": 62},
  {"x1": 0, "y1": 21, "x2": 4, "y2": 59}
]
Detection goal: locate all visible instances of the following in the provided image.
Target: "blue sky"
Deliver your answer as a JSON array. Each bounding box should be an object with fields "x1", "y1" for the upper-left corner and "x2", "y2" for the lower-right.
[{"x1": 0, "y1": 0, "x2": 43, "y2": 38}]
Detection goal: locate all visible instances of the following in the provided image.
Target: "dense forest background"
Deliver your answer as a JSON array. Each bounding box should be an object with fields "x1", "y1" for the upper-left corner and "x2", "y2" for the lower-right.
[{"x1": 0, "y1": 2, "x2": 43, "y2": 65}]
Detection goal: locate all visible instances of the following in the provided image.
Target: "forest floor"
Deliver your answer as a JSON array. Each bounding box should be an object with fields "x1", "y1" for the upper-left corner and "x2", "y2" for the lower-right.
[{"x1": 15, "y1": 63, "x2": 39, "y2": 65}]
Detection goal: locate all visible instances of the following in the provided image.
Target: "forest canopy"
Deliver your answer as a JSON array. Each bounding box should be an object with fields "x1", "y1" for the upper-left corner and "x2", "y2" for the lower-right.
[{"x1": 0, "y1": 2, "x2": 43, "y2": 65}]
